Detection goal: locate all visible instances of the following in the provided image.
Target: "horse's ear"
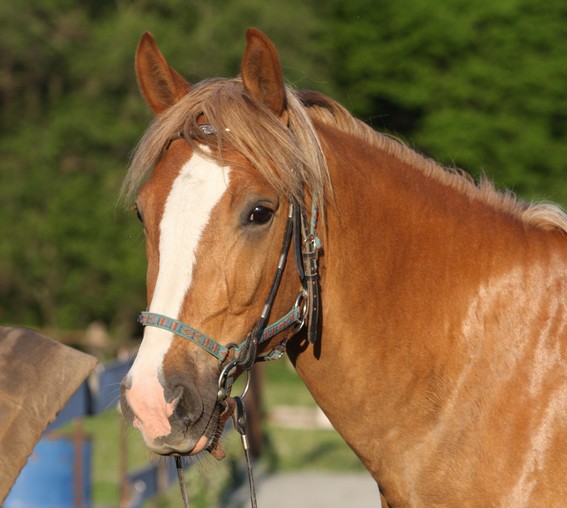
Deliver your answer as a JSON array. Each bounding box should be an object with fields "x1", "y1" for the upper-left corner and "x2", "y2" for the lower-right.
[
  {"x1": 135, "y1": 32, "x2": 190, "y2": 115},
  {"x1": 241, "y1": 28, "x2": 287, "y2": 119}
]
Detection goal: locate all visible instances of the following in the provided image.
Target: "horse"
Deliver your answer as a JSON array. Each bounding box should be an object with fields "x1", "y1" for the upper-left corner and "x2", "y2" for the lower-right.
[{"x1": 119, "y1": 28, "x2": 567, "y2": 506}]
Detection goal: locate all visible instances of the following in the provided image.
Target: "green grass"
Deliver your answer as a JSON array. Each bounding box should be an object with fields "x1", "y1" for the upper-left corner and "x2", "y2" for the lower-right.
[
  {"x1": 263, "y1": 425, "x2": 365, "y2": 473},
  {"x1": 261, "y1": 359, "x2": 365, "y2": 473},
  {"x1": 261, "y1": 359, "x2": 316, "y2": 408},
  {"x1": 79, "y1": 356, "x2": 363, "y2": 507}
]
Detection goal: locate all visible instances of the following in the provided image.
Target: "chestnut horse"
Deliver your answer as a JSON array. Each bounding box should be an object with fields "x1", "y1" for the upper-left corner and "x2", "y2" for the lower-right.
[{"x1": 120, "y1": 29, "x2": 567, "y2": 506}]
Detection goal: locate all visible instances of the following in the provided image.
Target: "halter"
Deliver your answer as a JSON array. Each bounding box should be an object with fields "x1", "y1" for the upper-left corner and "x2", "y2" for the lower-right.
[
  {"x1": 137, "y1": 197, "x2": 321, "y2": 397},
  {"x1": 136, "y1": 126, "x2": 322, "y2": 508},
  {"x1": 137, "y1": 291, "x2": 304, "y2": 363}
]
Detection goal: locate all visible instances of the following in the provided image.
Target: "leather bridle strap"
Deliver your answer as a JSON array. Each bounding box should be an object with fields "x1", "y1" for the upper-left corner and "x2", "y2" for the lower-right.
[
  {"x1": 235, "y1": 202, "x2": 296, "y2": 370},
  {"x1": 138, "y1": 202, "x2": 301, "y2": 366},
  {"x1": 137, "y1": 196, "x2": 322, "y2": 400},
  {"x1": 293, "y1": 197, "x2": 321, "y2": 344}
]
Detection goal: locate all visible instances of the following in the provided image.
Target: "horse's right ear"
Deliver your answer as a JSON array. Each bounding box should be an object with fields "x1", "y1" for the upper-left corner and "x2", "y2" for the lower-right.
[
  {"x1": 241, "y1": 28, "x2": 287, "y2": 119},
  {"x1": 135, "y1": 32, "x2": 190, "y2": 115}
]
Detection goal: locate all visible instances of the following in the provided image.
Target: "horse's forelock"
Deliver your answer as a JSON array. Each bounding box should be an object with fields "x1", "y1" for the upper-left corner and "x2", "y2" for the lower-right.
[{"x1": 121, "y1": 79, "x2": 332, "y2": 214}]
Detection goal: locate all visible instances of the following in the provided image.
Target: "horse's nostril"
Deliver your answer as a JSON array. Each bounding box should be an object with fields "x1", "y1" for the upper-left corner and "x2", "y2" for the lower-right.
[
  {"x1": 166, "y1": 381, "x2": 205, "y2": 428},
  {"x1": 167, "y1": 385, "x2": 184, "y2": 407}
]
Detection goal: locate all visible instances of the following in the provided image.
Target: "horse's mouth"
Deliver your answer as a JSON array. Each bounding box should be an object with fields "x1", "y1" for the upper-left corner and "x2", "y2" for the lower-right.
[{"x1": 165, "y1": 398, "x2": 236, "y2": 459}]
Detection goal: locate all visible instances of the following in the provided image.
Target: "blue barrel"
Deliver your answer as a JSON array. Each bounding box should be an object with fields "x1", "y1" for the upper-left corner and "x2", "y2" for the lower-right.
[{"x1": 5, "y1": 435, "x2": 92, "y2": 508}]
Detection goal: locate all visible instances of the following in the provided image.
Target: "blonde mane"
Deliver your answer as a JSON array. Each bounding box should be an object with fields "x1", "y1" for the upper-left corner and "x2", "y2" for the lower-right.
[
  {"x1": 123, "y1": 82, "x2": 567, "y2": 233},
  {"x1": 298, "y1": 90, "x2": 567, "y2": 234}
]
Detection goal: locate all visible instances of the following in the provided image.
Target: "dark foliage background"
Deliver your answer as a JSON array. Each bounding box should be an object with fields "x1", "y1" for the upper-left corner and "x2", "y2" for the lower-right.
[{"x1": 1, "y1": 0, "x2": 565, "y2": 335}]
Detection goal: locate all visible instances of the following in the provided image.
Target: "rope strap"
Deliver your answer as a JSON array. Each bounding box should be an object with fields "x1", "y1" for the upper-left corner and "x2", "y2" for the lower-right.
[{"x1": 138, "y1": 305, "x2": 301, "y2": 362}]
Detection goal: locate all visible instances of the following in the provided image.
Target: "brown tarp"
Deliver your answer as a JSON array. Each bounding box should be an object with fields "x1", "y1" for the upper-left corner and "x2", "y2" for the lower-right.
[{"x1": 0, "y1": 326, "x2": 97, "y2": 503}]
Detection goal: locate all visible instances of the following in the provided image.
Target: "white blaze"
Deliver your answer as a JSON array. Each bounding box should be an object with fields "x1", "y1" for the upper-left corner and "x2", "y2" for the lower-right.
[{"x1": 126, "y1": 150, "x2": 229, "y2": 437}]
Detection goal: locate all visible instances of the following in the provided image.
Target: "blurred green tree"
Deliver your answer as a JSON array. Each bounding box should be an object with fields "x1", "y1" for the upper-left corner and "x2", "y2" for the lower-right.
[
  {"x1": 0, "y1": 0, "x2": 565, "y2": 333},
  {"x1": 0, "y1": 0, "x2": 330, "y2": 333},
  {"x1": 326, "y1": 0, "x2": 567, "y2": 203}
]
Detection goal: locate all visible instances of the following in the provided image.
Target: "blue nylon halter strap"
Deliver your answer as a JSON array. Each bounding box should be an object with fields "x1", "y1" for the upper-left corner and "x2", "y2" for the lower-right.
[
  {"x1": 136, "y1": 195, "x2": 320, "y2": 401},
  {"x1": 138, "y1": 299, "x2": 303, "y2": 363}
]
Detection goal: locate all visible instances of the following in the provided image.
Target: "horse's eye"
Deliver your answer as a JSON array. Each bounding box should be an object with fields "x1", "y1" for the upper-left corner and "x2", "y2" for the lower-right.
[
  {"x1": 248, "y1": 205, "x2": 274, "y2": 225},
  {"x1": 135, "y1": 204, "x2": 144, "y2": 224}
]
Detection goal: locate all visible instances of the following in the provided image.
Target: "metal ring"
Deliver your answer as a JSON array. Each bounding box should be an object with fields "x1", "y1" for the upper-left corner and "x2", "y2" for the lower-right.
[
  {"x1": 216, "y1": 356, "x2": 254, "y2": 401},
  {"x1": 238, "y1": 369, "x2": 252, "y2": 400},
  {"x1": 217, "y1": 359, "x2": 239, "y2": 401},
  {"x1": 293, "y1": 290, "x2": 308, "y2": 333}
]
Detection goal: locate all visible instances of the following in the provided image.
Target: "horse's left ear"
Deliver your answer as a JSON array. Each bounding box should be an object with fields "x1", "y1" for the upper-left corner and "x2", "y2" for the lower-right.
[
  {"x1": 241, "y1": 28, "x2": 287, "y2": 119},
  {"x1": 135, "y1": 32, "x2": 191, "y2": 115}
]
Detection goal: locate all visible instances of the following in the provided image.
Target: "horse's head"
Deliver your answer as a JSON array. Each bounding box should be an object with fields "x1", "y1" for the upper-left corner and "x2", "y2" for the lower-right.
[{"x1": 120, "y1": 29, "x2": 327, "y2": 457}]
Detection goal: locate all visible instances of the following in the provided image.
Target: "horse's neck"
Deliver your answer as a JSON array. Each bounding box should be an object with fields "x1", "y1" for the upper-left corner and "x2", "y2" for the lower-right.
[
  {"x1": 288, "y1": 126, "x2": 469, "y2": 467},
  {"x1": 287, "y1": 123, "x2": 558, "y2": 496}
]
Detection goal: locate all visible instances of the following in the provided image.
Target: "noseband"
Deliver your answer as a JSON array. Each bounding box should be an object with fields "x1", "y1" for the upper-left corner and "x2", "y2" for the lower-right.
[{"x1": 137, "y1": 198, "x2": 321, "y2": 399}]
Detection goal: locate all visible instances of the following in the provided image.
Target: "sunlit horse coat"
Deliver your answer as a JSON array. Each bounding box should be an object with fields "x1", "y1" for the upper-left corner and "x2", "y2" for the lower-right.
[{"x1": 120, "y1": 29, "x2": 567, "y2": 507}]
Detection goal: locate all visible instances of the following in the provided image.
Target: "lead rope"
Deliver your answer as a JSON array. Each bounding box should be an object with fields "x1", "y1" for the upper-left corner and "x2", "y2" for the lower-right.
[
  {"x1": 174, "y1": 397, "x2": 257, "y2": 508},
  {"x1": 232, "y1": 395, "x2": 258, "y2": 508},
  {"x1": 175, "y1": 456, "x2": 191, "y2": 508}
]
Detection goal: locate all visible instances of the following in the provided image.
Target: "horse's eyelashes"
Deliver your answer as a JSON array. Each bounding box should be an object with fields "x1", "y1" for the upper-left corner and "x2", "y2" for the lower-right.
[{"x1": 135, "y1": 204, "x2": 144, "y2": 224}]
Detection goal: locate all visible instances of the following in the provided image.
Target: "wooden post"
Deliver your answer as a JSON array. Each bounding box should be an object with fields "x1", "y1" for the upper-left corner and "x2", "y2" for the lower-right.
[{"x1": 73, "y1": 420, "x2": 84, "y2": 508}]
